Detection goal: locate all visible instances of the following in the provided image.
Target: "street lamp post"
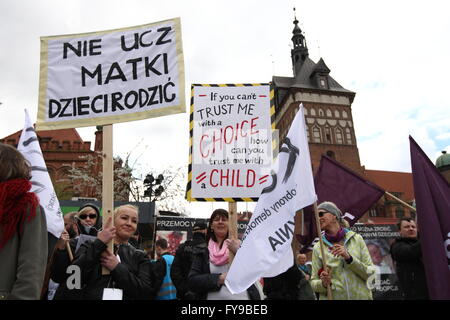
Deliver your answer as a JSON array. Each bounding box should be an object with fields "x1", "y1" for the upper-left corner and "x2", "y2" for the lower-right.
[{"x1": 143, "y1": 173, "x2": 164, "y2": 202}]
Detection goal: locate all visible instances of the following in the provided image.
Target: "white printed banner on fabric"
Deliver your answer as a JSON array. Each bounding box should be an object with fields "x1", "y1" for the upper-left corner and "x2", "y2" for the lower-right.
[
  {"x1": 225, "y1": 104, "x2": 316, "y2": 294},
  {"x1": 18, "y1": 109, "x2": 64, "y2": 237},
  {"x1": 36, "y1": 18, "x2": 185, "y2": 130}
]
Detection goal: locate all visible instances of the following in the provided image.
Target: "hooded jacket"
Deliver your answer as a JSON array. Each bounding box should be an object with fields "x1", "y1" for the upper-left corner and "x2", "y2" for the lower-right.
[
  {"x1": 76, "y1": 203, "x2": 102, "y2": 237},
  {"x1": 311, "y1": 229, "x2": 375, "y2": 300},
  {"x1": 51, "y1": 204, "x2": 102, "y2": 299}
]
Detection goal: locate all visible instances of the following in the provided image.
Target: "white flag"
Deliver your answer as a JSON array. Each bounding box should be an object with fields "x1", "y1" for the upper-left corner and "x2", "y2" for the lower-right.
[
  {"x1": 17, "y1": 109, "x2": 64, "y2": 238},
  {"x1": 225, "y1": 104, "x2": 316, "y2": 294}
]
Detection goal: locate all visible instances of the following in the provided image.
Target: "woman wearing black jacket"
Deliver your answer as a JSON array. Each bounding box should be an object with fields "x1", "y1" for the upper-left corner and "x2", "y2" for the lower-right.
[
  {"x1": 70, "y1": 205, "x2": 154, "y2": 300},
  {"x1": 188, "y1": 209, "x2": 260, "y2": 300},
  {"x1": 51, "y1": 203, "x2": 102, "y2": 300}
]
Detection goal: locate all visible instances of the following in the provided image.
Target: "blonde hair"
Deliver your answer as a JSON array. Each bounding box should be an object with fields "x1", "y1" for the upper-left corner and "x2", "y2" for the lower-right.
[
  {"x1": 114, "y1": 204, "x2": 139, "y2": 217},
  {"x1": 340, "y1": 219, "x2": 350, "y2": 229}
]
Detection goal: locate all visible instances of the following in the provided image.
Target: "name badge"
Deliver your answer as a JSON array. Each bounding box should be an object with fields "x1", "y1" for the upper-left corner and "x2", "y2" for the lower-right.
[{"x1": 102, "y1": 288, "x2": 123, "y2": 300}]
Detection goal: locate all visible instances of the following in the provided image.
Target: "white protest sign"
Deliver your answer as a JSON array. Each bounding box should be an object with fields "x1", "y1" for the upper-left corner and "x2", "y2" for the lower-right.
[
  {"x1": 37, "y1": 18, "x2": 185, "y2": 130},
  {"x1": 187, "y1": 84, "x2": 274, "y2": 200}
]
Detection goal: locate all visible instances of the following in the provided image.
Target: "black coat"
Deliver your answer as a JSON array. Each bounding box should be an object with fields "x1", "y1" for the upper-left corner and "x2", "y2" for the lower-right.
[
  {"x1": 263, "y1": 265, "x2": 315, "y2": 300},
  {"x1": 51, "y1": 238, "x2": 83, "y2": 300},
  {"x1": 70, "y1": 239, "x2": 155, "y2": 300},
  {"x1": 390, "y1": 237, "x2": 429, "y2": 300},
  {"x1": 171, "y1": 233, "x2": 207, "y2": 299},
  {"x1": 188, "y1": 245, "x2": 261, "y2": 300}
]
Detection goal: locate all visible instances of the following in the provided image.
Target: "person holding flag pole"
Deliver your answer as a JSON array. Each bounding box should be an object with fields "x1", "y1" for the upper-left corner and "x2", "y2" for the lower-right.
[{"x1": 310, "y1": 201, "x2": 375, "y2": 300}]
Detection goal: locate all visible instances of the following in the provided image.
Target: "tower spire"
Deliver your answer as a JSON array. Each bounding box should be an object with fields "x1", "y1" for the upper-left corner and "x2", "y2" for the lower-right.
[{"x1": 291, "y1": 8, "x2": 309, "y2": 77}]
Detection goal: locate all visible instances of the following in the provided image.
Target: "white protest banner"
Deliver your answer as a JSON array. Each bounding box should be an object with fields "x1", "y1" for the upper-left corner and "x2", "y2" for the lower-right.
[
  {"x1": 225, "y1": 104, "x2": 316, "y2": 294},
  {"x1": 187, "y1": 84, "x2": 274, "y2": 201},
  {"x1": 36, "y1": 18, "x2": 185, "y2": 130},
  {"x1": 18, "y1": 109, "x2": 64, "y2": 238}
]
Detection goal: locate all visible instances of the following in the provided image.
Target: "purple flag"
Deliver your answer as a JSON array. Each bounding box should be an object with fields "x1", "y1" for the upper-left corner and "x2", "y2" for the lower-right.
[
  {"x1": 298, "y1": 155, "x2": 385, "y2": 252},
  {"x1": 409, "y1": 136, "x2": 450, "y2": 299}
]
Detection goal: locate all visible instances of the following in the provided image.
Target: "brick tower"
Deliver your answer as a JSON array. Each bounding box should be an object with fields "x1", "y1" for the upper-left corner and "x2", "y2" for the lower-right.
[{"x1": 273, "y1": 17, "x2": 364, "y2": 175}]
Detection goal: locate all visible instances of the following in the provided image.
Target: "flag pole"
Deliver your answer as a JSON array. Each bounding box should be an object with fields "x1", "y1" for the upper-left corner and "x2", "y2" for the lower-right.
[
  {"x1": 66, "y1": 242, "x2": 74, "y2": 261},
  {"x1": 228, "y1": 201, "x2": 238, "y2": 265},
  {"x1": 313, "y1": 201, "x2": 333, "y2": 300},
  {"x1": 384, "y1": 191, "x2": 416, "y2": 212}
]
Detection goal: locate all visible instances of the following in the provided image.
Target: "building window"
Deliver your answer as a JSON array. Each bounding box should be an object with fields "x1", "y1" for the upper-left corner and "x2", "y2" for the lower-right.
[
  {"x1": 369, "y1": 207, "x2": 377, "y2": 217},
  {"x1": 319, "y1": 108, "x2": 324, "y2": 117},
  {"x1": 312, "y1": 126, "x2": 321, "y2": 143},
  {"x1": 342, "y1": 111, "x2": 348, "y2": 119},
  {"x1": 310, "y1": 108, "x2": 316, "y2": 116},
  {"x1": 325, "y1": 127, "x2": 331, "y2": 143},
  {"x1": 335, "y1": 127, "x2": 344, "y2": 144},
  {"x1": 320, "y1": 78, "x2": 326, "y2": 88},
  {"x1": 345, "y1": 128, "x2": 353, "y2": 145},
  {"x1": 334, "y1": 110, "x2": 340, "y2": 118},
  {"x1": 304, "y1": 107, "x2": 308, "y2": 115},
  {"x1": 326, "y1": 109, "x2": 332, "y2": 118},
  {"x1": 395, "y1": 207, "x2": 405, "y2": 218},
  {"x1": 306, "y1": 127, "x2": 310, "y2": 142}
]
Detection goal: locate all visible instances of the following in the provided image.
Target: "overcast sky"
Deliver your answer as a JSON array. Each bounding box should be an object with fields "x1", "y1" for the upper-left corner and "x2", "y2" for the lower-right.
[{"x1": 1, "y1": 0, "x2": 449, "y2": 218}]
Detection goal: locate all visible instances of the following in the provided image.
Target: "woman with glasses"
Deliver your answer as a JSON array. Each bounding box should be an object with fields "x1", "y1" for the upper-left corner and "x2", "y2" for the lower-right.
[
  {"x1": 188, "y1": 209, "x2": 261, "y2": 300},
  {"x1": 51, "y1": 203, "x2": 101, "y2": 300},
  {"x1": 0, "y1": 143, "x2": 48, "y2": 300},
  {"x1": 76, "y1": 203, "x2": 102, "y2": 236},
  {"x1": 310, "y1": 201, "x2": 375, "y2": 300}
]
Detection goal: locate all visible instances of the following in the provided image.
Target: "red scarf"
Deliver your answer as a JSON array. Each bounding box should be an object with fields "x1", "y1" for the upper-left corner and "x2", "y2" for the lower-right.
[{"x1": 0, "y1": 178, "x2": 39, "y2": 248}]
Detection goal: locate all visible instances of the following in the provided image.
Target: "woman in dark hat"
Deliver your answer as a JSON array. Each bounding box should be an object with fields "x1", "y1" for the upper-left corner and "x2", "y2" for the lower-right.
[
  {"x1": 51, "y1": 203, "x2": 102, "y2": 299},
  {"x1": 75, "y1": 203, "x2": 102, "y2": 236}
]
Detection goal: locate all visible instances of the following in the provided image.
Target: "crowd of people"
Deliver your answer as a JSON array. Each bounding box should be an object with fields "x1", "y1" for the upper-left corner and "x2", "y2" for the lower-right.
[{"x1": 0, "y1": 141, "x2": 431, "y2": 300}]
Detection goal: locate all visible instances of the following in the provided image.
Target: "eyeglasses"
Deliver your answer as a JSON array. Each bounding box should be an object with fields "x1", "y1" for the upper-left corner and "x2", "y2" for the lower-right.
[
  {"x1": 318, "y1": 211, "x2": 327, "y2": 217},
  {"x1": 79, "y1": 214, "x2": 97, "y2": 220}
]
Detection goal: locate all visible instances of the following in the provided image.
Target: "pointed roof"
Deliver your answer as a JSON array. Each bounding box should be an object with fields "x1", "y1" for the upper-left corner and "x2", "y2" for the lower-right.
[
  {"x1": 273, "y1": 56, "x2": 352, "y2": 93},
  {"x1": 312, "y1": 58, "x2": 331, "y2": 74}
]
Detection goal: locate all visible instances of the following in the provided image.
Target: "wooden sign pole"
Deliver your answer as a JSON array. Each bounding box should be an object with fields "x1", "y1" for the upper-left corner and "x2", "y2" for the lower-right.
[
  {"x1": 228, "y1": 202, "x2": 238, "y2": 264},
  {"x1": 102, "y1": 124, "x2": 114, "y2": 274}
]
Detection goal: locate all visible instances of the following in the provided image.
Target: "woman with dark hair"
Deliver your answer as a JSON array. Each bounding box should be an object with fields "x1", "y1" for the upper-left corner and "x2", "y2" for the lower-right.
[
  {"x1": 0, "y1": 143, "x2": 48, "y2": 300},
  {"x1": 188, "y1": 209, "x2": 260, "y2": 300}
]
